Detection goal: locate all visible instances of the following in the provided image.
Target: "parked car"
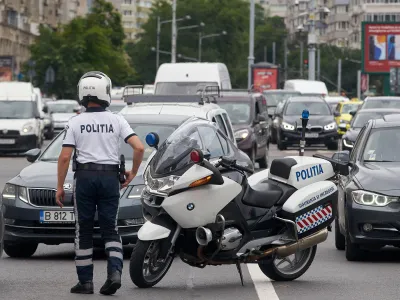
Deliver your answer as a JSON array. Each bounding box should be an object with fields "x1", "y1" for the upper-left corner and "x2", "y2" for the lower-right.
[
  {"x1": 334, "y1": 100, "x2": 363, "y2": 135},
  {"x1": 359, "y1": 96, "x2": 400, "y2": 110},
  {"x1": 340, "y1": 108, "x2": 400, "y2": 151},
  {"x1": 218, "y1": 90, "x2": 269, "y2": 168},
  {"x1": 334, "y1": 114, "x2": 400, "y2": 261},
  {"x1": 120, "y1": 90, "x2": 237, "y2": 146},
  {"x1": 273, "y1": 96, "x2": 339, "y2": 150},
  {"x1": 44, "y1": 100, "x2": 80, "y2": 133}
]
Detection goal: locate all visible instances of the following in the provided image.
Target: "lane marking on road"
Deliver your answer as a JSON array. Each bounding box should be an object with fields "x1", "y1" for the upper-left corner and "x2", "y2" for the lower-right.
[{"x1": 247, "y1": 264, "x2": 280, "y2": 300}]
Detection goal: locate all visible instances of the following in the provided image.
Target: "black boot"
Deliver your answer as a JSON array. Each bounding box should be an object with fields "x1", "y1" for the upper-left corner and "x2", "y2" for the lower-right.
[
  {"x1": 99, "y1": 271, "x2": 121, "y2": 295},
  {"x1": 70, "y1": 281, "x2": 94, "y2": 294}
]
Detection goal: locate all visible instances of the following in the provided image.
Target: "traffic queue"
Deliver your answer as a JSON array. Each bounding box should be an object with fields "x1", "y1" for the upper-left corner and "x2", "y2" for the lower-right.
[{"x1": 1, "y1": 62, "x2": 400, "y2": 294}]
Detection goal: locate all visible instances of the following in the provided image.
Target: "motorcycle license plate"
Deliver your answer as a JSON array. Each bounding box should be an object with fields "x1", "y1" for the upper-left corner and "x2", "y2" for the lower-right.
[
  {"x1": 40, "y1": 211, "x2": 75, "y2": 223},
  {"x1": 305, "y1": 133, "x2": 318, "y2": 138}
]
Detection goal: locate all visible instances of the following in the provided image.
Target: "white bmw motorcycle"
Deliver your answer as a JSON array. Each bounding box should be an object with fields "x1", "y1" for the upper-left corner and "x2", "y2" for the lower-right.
[{"x1": 129, "y1": 112, "x2": 346, "y2": 288}]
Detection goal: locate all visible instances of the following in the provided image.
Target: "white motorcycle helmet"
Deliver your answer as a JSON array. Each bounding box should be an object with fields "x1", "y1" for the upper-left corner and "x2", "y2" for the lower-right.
[{"x1": 77, "y1": 71, "x2": 112, "y2": 108}]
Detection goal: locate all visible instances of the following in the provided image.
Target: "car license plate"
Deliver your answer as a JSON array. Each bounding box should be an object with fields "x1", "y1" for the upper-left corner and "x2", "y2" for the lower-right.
[
  {"x1": 40, "y1": 211, "x2": 75, "y2": 223},
  {"x1": 0, "y1": 139, "x2": 15, "y2": 144},
  {"x1": 305, "y1": 133, "x2": 319, "y2": 138}
]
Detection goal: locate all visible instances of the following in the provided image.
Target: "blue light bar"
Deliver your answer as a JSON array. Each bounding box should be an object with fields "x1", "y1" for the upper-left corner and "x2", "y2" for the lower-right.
[{"x1": 302, "y1": 109, "x2": 309, "y2": 119}]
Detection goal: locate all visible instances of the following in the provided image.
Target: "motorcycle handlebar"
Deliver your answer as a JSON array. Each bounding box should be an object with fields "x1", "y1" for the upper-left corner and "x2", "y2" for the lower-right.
[{"x1": 217, "y1": 157, "x2": 254, "y2": 174}]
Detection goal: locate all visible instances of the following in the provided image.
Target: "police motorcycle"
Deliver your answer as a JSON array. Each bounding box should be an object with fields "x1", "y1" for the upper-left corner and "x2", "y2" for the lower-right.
[{"x1": 129, "y1": 110, "x2": 348, "y2": 288}]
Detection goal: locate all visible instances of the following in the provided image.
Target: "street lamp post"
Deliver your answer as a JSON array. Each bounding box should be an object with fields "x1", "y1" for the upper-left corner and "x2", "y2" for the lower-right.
[
  {"x1": 171, "y1": 0, "x2": 177, "y2": 63},
  {"x1": 198, "y1": 31, "x2": 227, "y2": 62},
  {"x1": 248, "y1": 0, "x2": 255, "y2": 90},
  {"x1": 178, "y1": 54, "x2": 198, "y2": 62},
  {"x1": 156, "y1": 15, "x2": 191, "y2": 70},
  {"x1": 177, "y1": 22, "x2": 205, "y2": 55},
  {"x1": 152, "y1": 47, "x2": 197, "y2": 62}
]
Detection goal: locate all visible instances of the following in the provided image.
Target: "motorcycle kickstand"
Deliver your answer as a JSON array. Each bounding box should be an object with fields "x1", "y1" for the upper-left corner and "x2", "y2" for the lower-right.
[{"x1": 235, "y1": 261, "x2": 244, "y2": 286}]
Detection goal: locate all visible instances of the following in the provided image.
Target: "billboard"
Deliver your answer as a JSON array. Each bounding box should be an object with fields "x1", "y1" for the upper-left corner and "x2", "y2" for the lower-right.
[
  {"x1": 362, "y1": 22, "x2": 400, "y2": 74},
  {"x1": 0, "y1": 56, "x2": 13, "y2": 82},
  {"x1": 251, "y1": 67, "x2": 278, "y2": 91}
]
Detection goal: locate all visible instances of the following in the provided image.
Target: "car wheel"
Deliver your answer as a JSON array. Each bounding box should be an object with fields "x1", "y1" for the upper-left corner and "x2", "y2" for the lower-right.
[
  {"x1": 270, "y1": 128, "x2": 277, "y2": 144},
  {"x1": 4, "y1": 242, "x2": 38, "y2": 258},
  {"x1": 277, "y1": 131, "x2": 287, "y2": 150},
  {"x1": 257, "y1": 147, "x2": 268, "y2": 169},
  {"x1": 335, "y1": 217, "x2": 345, "y2": 250}
]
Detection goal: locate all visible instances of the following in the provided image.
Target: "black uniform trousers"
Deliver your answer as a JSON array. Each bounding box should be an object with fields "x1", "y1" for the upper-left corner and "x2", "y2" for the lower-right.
[{"x1": 73, "y1": 170, "x2": 123, "y2": 283}]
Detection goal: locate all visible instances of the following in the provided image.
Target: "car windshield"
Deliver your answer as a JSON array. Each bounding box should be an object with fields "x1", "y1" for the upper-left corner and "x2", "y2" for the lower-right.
[
  {"x1": 0, "y1": 101, "x2": 36, "y2": 119},
  {"x1": 264, "y1": 92, "x2": 300, "y2": 107},
  {"x1": 47, "y1": 102, "x2": 79, "y2": 113},
  {"x1": 363, "y1": 99, "x2": 400, "y2": 109},
  {"x1": 151, "y1": 117, "x2": 215, "y2": 176},
  {"x1": 155, "y1": 82, "x2": 218, "y2": 95},
  {"x1": 285, "y1": 101, "x2": 331, "y2": 115},
  {"x1": 218, "y1": 102, "x2": 251, "y2": 125},
  {"x1": 39, "y1": 123, "x2": 177, "y2": 162},
  {"x1": 352, "y1": 111, "x2": 400, "y2": 128},
  {"x1": 341, "y1": 103, "x2": 361, "y2": 114},
  {"x1": 363, "y1": 127, "x2": 400, "y2": 162}
]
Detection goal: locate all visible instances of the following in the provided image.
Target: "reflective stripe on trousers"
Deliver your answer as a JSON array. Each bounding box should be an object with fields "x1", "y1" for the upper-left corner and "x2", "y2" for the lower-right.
[{"x1": 73, "y1": 170, "x2": 122, "y2": 283}]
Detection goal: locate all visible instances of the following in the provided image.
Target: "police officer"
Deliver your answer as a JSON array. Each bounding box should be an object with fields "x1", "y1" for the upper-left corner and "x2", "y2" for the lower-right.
[{"x1": 56, "y1": 71, "x2": 144, "y2": 295}]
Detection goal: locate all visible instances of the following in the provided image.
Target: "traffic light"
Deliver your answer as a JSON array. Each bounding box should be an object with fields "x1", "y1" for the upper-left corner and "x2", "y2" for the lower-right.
[{"x1": 303, "y1": 59, "x2": 308, "y2": 69}]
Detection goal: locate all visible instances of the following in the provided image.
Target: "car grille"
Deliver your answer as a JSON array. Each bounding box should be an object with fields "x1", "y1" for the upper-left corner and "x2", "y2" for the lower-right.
[
  {"x1": 28, "y1": 189, "x2": 71, "y2": 207},
  {"x1": 296, "y1": 126, "x2": 323, "y2": 133},
  {"x1": 0, "y1": 130, "x2": 20, "y2": 138}
]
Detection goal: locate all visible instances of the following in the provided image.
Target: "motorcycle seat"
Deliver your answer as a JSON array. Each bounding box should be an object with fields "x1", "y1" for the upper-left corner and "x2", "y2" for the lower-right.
[{"x1": 242, "y1": 179, "x2": 296, "y2": 209}]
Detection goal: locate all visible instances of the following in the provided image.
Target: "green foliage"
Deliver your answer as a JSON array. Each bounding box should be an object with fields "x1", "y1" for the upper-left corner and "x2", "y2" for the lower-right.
[{"x1": 24, "y1": 0, "x2": 134, "y2": 98}]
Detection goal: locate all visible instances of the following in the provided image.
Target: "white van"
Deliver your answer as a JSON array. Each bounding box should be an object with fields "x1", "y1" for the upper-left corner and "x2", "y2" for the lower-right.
[
  {"x1": 154, "y1": 62, "x2": 232, "y2": 95},
  {"x1": 0, "y1": 82, "x2": 43, "y2": 152},
  {"x1": 284, "y1": 79, "x2": 328, "y2": 97}
]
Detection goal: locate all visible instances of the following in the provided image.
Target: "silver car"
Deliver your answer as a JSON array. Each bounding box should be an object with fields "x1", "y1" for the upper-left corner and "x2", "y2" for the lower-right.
[{"x1": 44, "y1": 100, "x2": 81, "y2": 132}]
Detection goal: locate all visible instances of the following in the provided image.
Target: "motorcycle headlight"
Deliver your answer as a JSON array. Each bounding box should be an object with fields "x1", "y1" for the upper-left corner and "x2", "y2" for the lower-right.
[
  {"x1": 234, "y1": 129, "x2": 250, "y2": 141},
  {"x1": 128, "y1": 185, "x2": 145, "y2": 199},
  {"x1": 352, "y1": 190, "x2": 399, "y2": 207},
  {"x1": 2, "y1": 184, "x2": 16, "y2": 200},
  {"x1": 281, "y1": 121, "x2": 295, "y2": 131},
  {"x1": 21, "y1": 123, "x2": 34, "y2": 134},
  {"x1": 145, "y1": 168, "x2": 180, "y2": 193},
  {"x1": 324, "y1": 122, "x2": 337, "y2": 131},
  {"x1": 343, "y1": 139, "x2": 353, "y2": 148}
]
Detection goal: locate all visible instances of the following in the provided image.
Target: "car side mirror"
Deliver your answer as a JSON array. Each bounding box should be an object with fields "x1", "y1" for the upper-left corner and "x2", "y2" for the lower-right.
[
  {"x1": 333, "y1": 111, "x2": 341, "y2": 117},
  {"x1": 25, "y1": 148, "x2": 41, "y2": 163},
  {"x1": 338, "y1": 123, "x2": 347, "y2": 132},
  {"x1": 350, "y1": 110, "x2": 356, "y2": 117},
  {"x1": 42, "y1": 106, "x2": 48, "y2": 113}
]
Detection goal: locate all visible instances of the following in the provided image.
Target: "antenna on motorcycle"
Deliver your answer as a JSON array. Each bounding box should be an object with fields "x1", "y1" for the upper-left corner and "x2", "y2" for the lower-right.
[{"x1": 299, "y1": 109, "x2": 309, "y2": 157}]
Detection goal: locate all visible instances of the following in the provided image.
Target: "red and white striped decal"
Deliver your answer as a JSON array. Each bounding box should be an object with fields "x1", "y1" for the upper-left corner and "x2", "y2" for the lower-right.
[{"x1": 296, "y1": 205, "x2": 332, "y2": 233}]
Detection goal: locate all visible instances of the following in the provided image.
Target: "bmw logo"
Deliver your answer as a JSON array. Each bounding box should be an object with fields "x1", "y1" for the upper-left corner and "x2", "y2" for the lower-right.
[{"x1": 187, "y1": 203, "x2": 195, "y2": 211}]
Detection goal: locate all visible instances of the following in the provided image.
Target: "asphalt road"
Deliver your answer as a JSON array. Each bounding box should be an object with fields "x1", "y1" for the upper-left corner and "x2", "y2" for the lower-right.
[{"x1": 0, "y1": 143, "x2": 399, "y2": 300}]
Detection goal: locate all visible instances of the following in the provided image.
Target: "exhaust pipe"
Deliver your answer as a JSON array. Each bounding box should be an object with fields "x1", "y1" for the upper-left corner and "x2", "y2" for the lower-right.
[
  {"x1": 275, "y1": 228, "x2": 328, "y2": 257},
  {"x1": 196, "y1": 226, "x2": 213, "y2": 246}
]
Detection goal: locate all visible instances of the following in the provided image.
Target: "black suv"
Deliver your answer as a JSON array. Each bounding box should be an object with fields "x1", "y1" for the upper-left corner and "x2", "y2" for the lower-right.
[
  {"x1": 218, "y1": 90, "x2": 269, "y2": 168},
  {"x1": 273, "y1": 96, "x2": 339, "y2": 150}
]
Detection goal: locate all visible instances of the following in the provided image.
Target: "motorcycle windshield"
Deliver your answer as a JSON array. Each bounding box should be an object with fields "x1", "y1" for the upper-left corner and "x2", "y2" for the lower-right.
[{"x1": 150, "y1": 117, "x2": 206, "y2": 177}]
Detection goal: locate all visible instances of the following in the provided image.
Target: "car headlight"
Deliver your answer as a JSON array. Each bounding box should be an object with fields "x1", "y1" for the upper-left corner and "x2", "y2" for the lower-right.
[
  {"x1": 234, "y1": 129, "x2": 250, "y2": 140},
  {"x1": 44, "y1": 119, "x2": 51, "y2": 125},
  {"x1": 339, "y1": 119, "x2": 350, "y2": 124},
  {"x1": 324, "y1": 122, "x2": 337, "y2": 131},
  {"x1": 145, "y1": 168, "x2": 180, "y2": 193},
  {"x1": 2, "y1": 184, "x2": 16, "y2": 200},
  {"x1": 281, "y1": 121, "x2": 295, "y2": 131},
  {"x1": 21, "y1": 124, "x2": 34, "y2": 134},
  {"x1": 343, "y1": 139, "x2": 353, "y2": 148},
  {"x1": 128, "y1": 185, "x2": 145, "y2": 199},
  {"x1": 352, "y1": 190, "x2": 399, "y2": 207}
]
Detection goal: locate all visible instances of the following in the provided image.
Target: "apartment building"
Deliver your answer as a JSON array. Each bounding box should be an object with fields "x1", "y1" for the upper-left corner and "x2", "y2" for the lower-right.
[
  {"x1": 0, "y1": 0, "x2": 88, "y2": 79},
  {"x1": 257, "y1": 0, "x2": 287, "y2": 18},
  {"x1": 110, "y1": 0, "x2": 154, "y2": 40},
  {"x1": 348, "y1": 0, "x2": 400, "y2": 49}
]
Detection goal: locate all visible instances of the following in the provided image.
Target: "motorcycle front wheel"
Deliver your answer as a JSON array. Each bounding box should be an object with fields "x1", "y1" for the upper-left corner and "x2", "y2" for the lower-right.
[
  {"x1": 258, "y1": 245, "x2": 317, "y2": 281},
  {"x1": 129, "y1": 240, "x2": 175, "y2": 288}
]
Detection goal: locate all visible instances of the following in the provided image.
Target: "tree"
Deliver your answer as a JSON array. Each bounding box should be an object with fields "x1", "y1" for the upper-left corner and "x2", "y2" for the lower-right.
[
  {"x1": 125, "y1": 0, "x2": 287, "y2": 88},
  {"x1": 24, "y1": 0, "x2": 135, "y2": 98}
]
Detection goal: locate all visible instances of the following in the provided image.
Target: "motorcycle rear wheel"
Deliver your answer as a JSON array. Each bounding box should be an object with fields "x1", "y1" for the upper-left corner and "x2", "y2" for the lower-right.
[
  {"x1": 129, "y1": 240, "x2": 174, "y2": 288},
  {"x1": 258, "y1": 245, "x2": 317, "y2": 281}
]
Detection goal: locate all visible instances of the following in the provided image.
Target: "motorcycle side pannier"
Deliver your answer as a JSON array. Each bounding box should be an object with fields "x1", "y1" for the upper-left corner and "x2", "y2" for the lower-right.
[{"x1": 279, "y1": 181, "x2": 338, "y2": 239}]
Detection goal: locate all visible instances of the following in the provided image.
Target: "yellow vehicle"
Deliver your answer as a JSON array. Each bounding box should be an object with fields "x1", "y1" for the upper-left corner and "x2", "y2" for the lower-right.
[{"x1": 334, "y1": 100, "x2": 363, "y2": 135}]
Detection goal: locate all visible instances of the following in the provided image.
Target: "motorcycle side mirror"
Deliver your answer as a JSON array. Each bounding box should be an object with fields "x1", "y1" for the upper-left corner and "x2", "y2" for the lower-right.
[
  {"x1": 25, "y1": 148, "x2": 41, "y2": 163},
  {"x1": 145, "y1": 132, "x2": 159, "y2": 149},
  {"x1": 332, "y1": 150, "x2": 350, "y2": 164}
]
